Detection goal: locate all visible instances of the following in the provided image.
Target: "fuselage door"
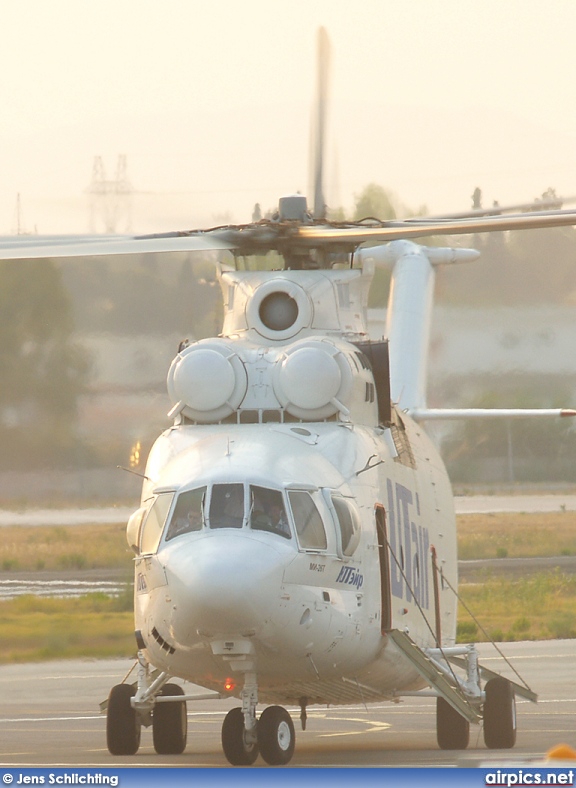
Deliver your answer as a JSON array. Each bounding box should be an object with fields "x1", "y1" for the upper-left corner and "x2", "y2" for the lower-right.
[{"x1": 375, "y1": 504, "x2": 392, "y2": 632}]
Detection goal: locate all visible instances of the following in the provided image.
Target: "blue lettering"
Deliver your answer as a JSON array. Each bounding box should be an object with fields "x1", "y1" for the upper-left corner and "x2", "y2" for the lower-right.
[
  {"x1": 384, "y1": 480, "x2": 430, "y2": 610},
  {"x1": 336, "y1": 565, "x2": 364, "y2": 590},
  {"x1": 411, "y1": 520, "x2": 421, "y2": 605},
  {"x1": 419, "y1": 525, "x2": 429, "y2": 609},
  {"x1": 397, "y1": 484, "x2": 413, "y2": 603},
  {"x1": 387, "y1": 479, "x2": 403, "y2": 599}
]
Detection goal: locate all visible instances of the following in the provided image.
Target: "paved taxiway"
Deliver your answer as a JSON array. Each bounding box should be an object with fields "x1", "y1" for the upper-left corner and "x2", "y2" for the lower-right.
[
  {"x1": 1, "y1": 494, "x2": 575, "y2": 528},
  {"x1": 0, "y1": 640, "x2": 574, "y2": 768}
]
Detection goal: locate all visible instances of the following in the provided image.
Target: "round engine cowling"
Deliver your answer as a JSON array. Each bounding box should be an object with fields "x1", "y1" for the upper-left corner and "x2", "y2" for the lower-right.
[
  {"x1": 167, "y1": 341, "x2": 247, "y2": 422},
  {"x1": 273, "y1": 339, "x2": 353, "y2": 420}
]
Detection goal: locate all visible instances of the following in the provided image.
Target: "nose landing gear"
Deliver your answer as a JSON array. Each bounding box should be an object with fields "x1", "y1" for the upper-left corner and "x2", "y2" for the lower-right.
[
  {"x1": 221, "y1": 670, "x2": 296, "y2": 766},
  {"x1": 221, "y1": 704, "x2": 296, "y2": 766}
]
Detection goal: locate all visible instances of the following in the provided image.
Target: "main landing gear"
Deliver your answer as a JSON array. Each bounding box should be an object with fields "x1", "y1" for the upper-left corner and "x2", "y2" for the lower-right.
[
  {"x1": 436, "y1": 675, "x2": 517, "y2": 751},
  {"x1": 106, "y1": 653, "x2": 187, "y2": 757},
  {"x1": 389, "y1": 632, "x2": 525, "y2": 754},
  {"x1": 106, "y1": 682, "x2": 187, "y2": 756},
  {"x1": 434, "y1": 670, "x2": 517, "y2": 753}
]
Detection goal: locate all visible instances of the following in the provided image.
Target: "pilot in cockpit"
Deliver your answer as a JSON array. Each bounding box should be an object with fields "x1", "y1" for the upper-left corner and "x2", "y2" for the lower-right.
[
  {"x1": 250, "y1": 488, "x2": 291, "y2": 539},
  {"x1": 165, "y1": 487, "x2": 205, "y2": 541},
  {"x1": 267, "y1": 502, "x2": 290, "y2": 537}
]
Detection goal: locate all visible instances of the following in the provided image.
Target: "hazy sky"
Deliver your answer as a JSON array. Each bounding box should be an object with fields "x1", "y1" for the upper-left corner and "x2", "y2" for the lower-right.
[{"x1": 3, "y1": 0, "x2": 576, "y2": 234}]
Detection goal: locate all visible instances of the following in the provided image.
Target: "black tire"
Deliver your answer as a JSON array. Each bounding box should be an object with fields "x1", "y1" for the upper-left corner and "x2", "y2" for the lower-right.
[
  {"x1": 436, "y1": 697, "x2": 470, "y2": 750},
  {"x1": 106, "y1": 684, "x2": 141, "y2": 756},
  {"x1": 258, "y1": 705, "x2": 295, "y2": 766},
  {"x1": 152, "y1": 683, "x2": 187, "y2": 755},
  {"x1": 483, "y1": 676, "x2": 516, "y2": 749},
  {"x1": 221, "y1": 707, "x2": 259, "y2": 765}
]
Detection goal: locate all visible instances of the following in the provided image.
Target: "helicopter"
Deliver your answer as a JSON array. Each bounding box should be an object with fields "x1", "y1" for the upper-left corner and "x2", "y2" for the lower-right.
[{"x1": 3, "y1": 27, "x2": 576, "y2": 768}]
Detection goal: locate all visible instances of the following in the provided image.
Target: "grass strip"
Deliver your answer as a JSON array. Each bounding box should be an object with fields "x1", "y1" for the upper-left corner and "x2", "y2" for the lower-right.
[
  {"x1": 0, "y1": 523, "x2": 132, "y2": 572},
  {"x1": 0, "y1": 591, "x2": 135, "y2": 664},
  {"x1": 457, "y1": 510, "x2": 576, "y2": 559},
  {"x1": 457, "y1": 569, "x2": 576, "y2": 642}
]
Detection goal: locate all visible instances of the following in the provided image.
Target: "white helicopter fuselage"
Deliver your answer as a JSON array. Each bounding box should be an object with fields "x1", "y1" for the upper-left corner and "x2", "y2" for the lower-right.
[{"x1": 128, "y1": 259, "x2": 458, "y2": 708}]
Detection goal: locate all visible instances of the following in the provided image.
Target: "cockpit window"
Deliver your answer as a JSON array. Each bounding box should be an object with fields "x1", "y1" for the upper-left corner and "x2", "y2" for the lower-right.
[
  {"x1": 140, "y1": 492, "x2": 175, "y2": 554},
  {"x1": 209, "y1": 483, "x2": 244, "y2": 529},
  {"x1": 288, "y1": 491, "x2": 327, "y2": 550},
  {"x1": 165, "y1": 486, "x2": 206, "y2": 542},
  {"x1": 331, "y1": 495, "x2": 361, "y2": 556},
  {"x1": 250, "y1": 486, "x2": 291, "y2": 539}
]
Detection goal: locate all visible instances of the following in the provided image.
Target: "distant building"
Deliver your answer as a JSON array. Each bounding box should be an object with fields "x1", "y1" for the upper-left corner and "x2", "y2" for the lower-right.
[{"x1": 369, "y1": 305, "x2": 576, "y2": 404}]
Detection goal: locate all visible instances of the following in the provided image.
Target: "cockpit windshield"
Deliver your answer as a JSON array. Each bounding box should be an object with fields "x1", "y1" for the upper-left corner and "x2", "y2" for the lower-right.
[
  {"x1": 250, "y1": 485, "x2": 291, "y2": 539},
  {"x1": 209, "y1": 483, "x2": 244, "y2": 529},
  {"x1": 160, "y1": 482, "x2": 297, "y2": 541},
  {"x1": 288, "y1": 490, "x2": 327, "y2": 549},
  {"x1": 165, "y1": 486, "x2": 206, "y2": 542}
]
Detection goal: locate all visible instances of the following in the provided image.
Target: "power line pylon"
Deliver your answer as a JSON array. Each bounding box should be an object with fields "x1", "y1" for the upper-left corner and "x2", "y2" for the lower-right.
[{"x1": 87, "y1": 155, "x2": 133, "y2": 233}]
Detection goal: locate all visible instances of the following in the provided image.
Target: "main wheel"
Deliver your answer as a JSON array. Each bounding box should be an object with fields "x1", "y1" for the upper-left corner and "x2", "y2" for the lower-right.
[
  {"x1": 152, "y1": 683, "x2": 187, "y2": 755},
  {"x1": 258, "y1": 705, "x2": 295, "y2": 765},
  {"x1": 221, "y1": 707, "x2": 259, "y2": 765},
  {"x1": 483, "y1": 676, "x2": 516, "y2": 749},
  {"x1": 436, "y1": 697, "x2": 470, "y2": 750},
  {"x1": 106, "y1": 683, "x2": 141, "y2": 755}
]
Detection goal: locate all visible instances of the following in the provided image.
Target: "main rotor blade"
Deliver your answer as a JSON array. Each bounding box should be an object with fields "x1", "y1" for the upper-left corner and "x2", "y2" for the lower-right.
[
  {"x1": 295, "y1": 208, "x2": 576, "y2": 246},
  {"x1": 312, "y1": 26, "x2": 331, "y2": 221},
  {"x1": 409, "y1": 195, "x2": 576, "y2": 222},
  {"x1": 0, "y1": 232, "x2": 235, "y2": 260}
]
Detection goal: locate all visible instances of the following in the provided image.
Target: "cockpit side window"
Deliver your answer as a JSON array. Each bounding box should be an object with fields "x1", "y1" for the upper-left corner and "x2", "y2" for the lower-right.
[
  {"x1": 209, "y1": 483, "x2": 244, "y2": 529},
  {"x1": 165, "y1": 486, "x2": 206, "y2": 542},
  {"x1": 331, "y1": 495, "x2": 361, "y2": 556},
  {"x1": 250, "y1": 486, "x2": 291, "y2": 539},
  {"x1": 288, "y1": 491, "x2": 327, "y2": 550},
  {"x1": 140, "y1": 492, "x2": 175, "y2": 554}
]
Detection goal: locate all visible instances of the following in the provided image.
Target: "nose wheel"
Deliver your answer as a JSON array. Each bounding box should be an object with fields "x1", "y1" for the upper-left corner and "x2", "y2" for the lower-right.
[
  {"x1": 221, "y1": 707, "x2": 259, "y2": 765},
  {"x1": 258, "y1": 705, "x2": 295, "y2": 765}
]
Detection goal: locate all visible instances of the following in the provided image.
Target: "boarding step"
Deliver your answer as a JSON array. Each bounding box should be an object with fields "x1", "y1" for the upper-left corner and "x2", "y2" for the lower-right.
[{"x1": 388, "y1": 629, "x2": 481, "y2": 723}]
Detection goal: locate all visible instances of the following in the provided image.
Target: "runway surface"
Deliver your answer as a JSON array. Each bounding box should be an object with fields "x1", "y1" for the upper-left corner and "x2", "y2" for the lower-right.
[
  {"x1": 454, "y1": 494, "x2": 576, "y2": 514},
  {"x1": 0, "y1": 640, "x2": 574, "y2": 768}
]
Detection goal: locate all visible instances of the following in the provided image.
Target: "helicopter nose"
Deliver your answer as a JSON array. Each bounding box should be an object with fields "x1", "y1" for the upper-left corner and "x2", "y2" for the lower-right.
[{"x1": 163, "y1": 532, "x2": 287, "y2": 641}]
